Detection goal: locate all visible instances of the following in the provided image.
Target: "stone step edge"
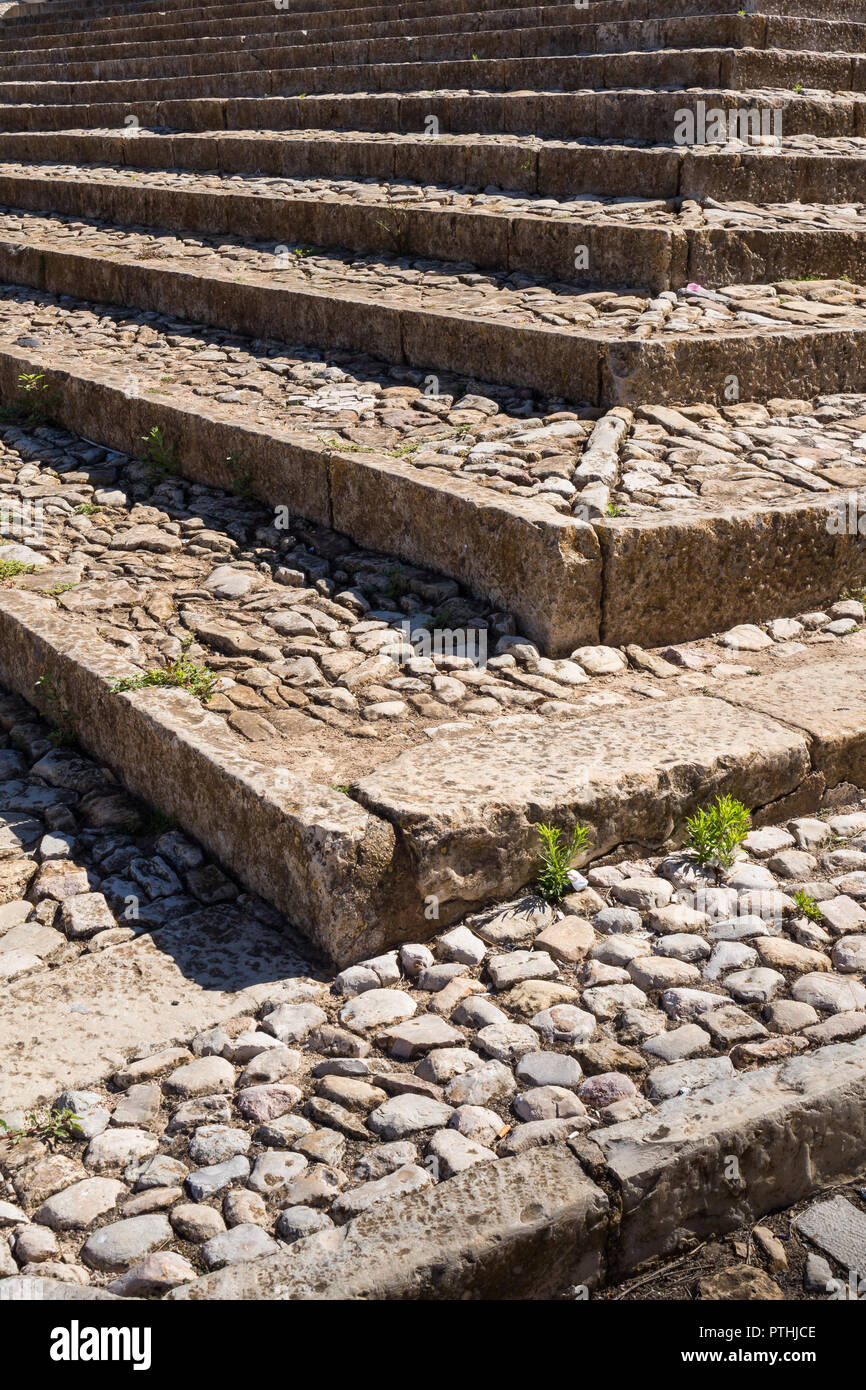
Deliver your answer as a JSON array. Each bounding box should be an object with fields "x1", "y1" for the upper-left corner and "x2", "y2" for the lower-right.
[
  {"x1": 3, "y1": 130, "x2": 864, "y2": 205},
  {"x1": 0, "y1": 586, "x2": 420, "y2": 966},
  {"x1": 1, "y1": 15, "x2": 860, "y2": 75},
  {"x1": 0, "y1": 88, "x2": 854, "y2": 142},
  {"x1": 6, "y1": 170, "x2": 866, "y2": 292},
  {"x1": 0, "y1": 591, "x2": 859, "y2": 967},
  {"x1": 0, "y1": 49, "x2": 853, "y2": 107},
  {"x1": 167, "y1": 1035, "x2": 866, "y2": 1299},
  {"x1": 6, "y1": 0, "x2": 862, "y2": 32},
  {"x1": 0, "y1": 343, "x2": 602, "y2": 656},
  {"x1": 4, "y1": 229, "x2": 866, "y2": 410},
  {"x1": 1, "y1": 341, "x2": 863, "y2": 653}
]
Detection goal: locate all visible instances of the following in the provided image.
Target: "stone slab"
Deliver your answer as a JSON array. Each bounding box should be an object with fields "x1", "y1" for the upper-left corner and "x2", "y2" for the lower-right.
[
  {"x1": 354, "y1": 694, "x2": 810, "y2": 918},
  {"x1": 720, "y1": 641, "x2": 866, "y2": 790},
  {"x1": 0, "y1": 906, "x2": 314, "y2": 1111},
  {"x1": 590, "y1": 1035, "x2": 866, "y2": 1276},
  {"x1": 170, "y1": 1142, "x2": 608, "y2": 1300},
  {"x1": 792, "y1": 1195, "x2": 866, "y2": 1274}
]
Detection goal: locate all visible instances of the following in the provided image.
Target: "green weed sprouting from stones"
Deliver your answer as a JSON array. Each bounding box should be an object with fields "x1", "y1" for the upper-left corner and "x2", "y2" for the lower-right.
[
  {"x1": 227, "y1": 454, "x2": 256, "y2": 500},
  {"x1": 42, "y1": 581, "x2": 78, "y2": 606},
  {"x1": 684, "y1": 794, "x2": 751, "y2": 868},
  {"x1": 535, "y1": 821, "x2": 592, "y2": 902},
  {"x1": 376, "y1": 205, "x2": 410, "y2": 255},
  {"x1": 606, "y1": 501, "x2": 626, "y2": 517},
  {"x1": 383, "y1": 566, "x2": 410, "y2": 601},
  {"x1": 0, "y1": 1107, "x2": 81, "y2": 1148},
  {"x1": 111, "y1": 657, "x2": 217, "y2": 703},
  {"x1": 0, "y1": 371, "x2": 60, "y2": 426},
  {"x1": 135, "y1": 807, "x2": 178, "y2": 838},
  {"x1": 140, "y1": 425, "x2": 177, "y2": 478},
  {"x1": 34, "y1": 672, "x2": 78, "y2": 747},
  {"x1": 0, "y1": 559, "x2": 38, "y2": 581},
  {"x1": 74, "y1": 502, "x2": 99, "y2": 516},
  {"x1": 793, "y1": 888, "x2": 824, "y2": 923}
]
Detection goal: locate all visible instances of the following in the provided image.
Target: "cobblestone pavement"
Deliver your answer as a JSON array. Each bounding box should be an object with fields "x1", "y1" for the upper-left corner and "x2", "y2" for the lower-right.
[{"x1": 2, "y1": 674, "x2": 866, "y2": 1296}]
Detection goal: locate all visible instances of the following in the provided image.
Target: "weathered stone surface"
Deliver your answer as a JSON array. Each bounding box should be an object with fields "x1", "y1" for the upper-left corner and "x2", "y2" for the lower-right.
[
  {"x1": 82, "y1": 1214, "x2": 172, "y2": 1272},
  {"x1": 367, "y1": 1094, "x2": 453, "y2": 1140},
  {"x1": 201, "y1": 1223, "x2": 280, "y2": 1270},
  {"x1": 353, "y1": 697, "x2": 809, "y2": 916},
  {"x1": 339, "y1": 989, "x2": 416, "y2": 1032},
  {"x1": 698, "y1": 1266, "x2": 783, "y2": 1300},
  {"x1": 34, "y1": 1178, "x2": 125, "y2": 1233},
  {"x1": 173, "y1": 1145, "x2": 608, "y2": 1299},
  {"x1": 0, "y1": 907, "x2": 315, "y2": 1111},
  {"x1": 793, "y1": 1196, "x2": 866, "y2": 1273},
  {"x1": 593, "y1": 1036, "x2": 866, "y2": 1275}
]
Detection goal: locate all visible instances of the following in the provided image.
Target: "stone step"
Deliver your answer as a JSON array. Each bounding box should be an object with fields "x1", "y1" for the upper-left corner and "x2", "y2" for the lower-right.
[
  {"x1": 7, "y1": 0, "x2": 866, "y2": 48},
  {"x1": 1, "y1": 129, "x2": 863, "y2": 207},
  {"x1": 0, "y1": 87, "x2": 858, "y2": 142},
  {"x1": 0, "y1": 49, "x2": 857, "y2": 106},
  {"x1": 1, "y1": 14, "x2": 862, "y2": 79},
  {"x1": 1, "y1": 567, "x2": 864, "y2": 960},
  {"x1": 2, "y1": 205, "x2": 866, "y2": 407},
  {"x1": 0, "y1": 285, "x2": 864, "y2": 659},
  {"x1": 1, "y1": 163, "x2": 865, "y2": 292}
]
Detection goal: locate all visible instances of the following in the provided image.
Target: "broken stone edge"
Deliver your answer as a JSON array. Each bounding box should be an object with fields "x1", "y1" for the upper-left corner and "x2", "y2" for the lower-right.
[{"x1": 166, "y1": 1035, "x2": 866, "y2": 1300}]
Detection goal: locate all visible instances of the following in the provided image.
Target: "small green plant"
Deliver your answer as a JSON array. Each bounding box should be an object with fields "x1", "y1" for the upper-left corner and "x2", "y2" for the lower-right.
[
  {"x1": 135, "y1": 808, "x2": 177, "y2": 837},
  {"x1": 42, "y1": 581, "x2": 78, "y2": 605},
  {"x1": 0, "y1": 558, "x2": 38, "y2": 581},
  {"x1": 0, "y1": 1106, "x2": 81, "y2": 1147},
  {"x1": 606, "y1": 501, "x2": 626, "y2": 516},
  {"x1": 74, "y1": 502, "x2": 99, "y2": 515},
  {"x1": 140, "y1": 425, "x2": 177, "y2": 478},
  {"x1": 684, "y1": 793, "x2": 751, "y2": 868},
  {"x1": 376, "y1": 205, "x2": 410, "y2": 255},
  {"x1": 228, "y1": 457, "x2": 256, "y2": 500},
  {"x1": 382, "y1": 566, "x2": 409, "y2": 601},
  {"x1": 792, "y1": 888, "x2": 823, "y2": 923},
  {"x1": 0, "y1": 371, "x2": 60, "y2": 425},
  {"x1": 330, "y1": 784, "x2": 350, "y2": 794},
  {"x1": 34, "y1": 672, "x2": 78, "y2": 746},
  {"x1": 794, "y1": 82, "x2": 804, "y2": 93},
  {"x1": 535, "y1": 820, "x2": 592, "y2": 902},
  {"x1": 111, "y1": 657, "x2": 218, "y2": 703},
  {"x1": 840, "y1": 585, "x2": 866, "y2": 605}
]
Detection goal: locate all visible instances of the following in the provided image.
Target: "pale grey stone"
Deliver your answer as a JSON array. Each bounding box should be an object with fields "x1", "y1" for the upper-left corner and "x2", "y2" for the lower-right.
[
  {"x1": 367, "y1": 1094, "x2": 453, "y2": 1140},
  {"x1": 185, "y1": 1155, "x2": 251, "y2": 1201},
  {"x1": 201, "y1": 1223, "x2": 279, "y2": 1270},
  {"x1": 82, "y1": 1214, "x2": 172, "y2": 1273}
]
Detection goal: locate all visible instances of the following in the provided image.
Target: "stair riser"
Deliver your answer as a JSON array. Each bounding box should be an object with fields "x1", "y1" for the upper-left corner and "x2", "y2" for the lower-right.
[
  {"x1": 3, "y1": 16, "x2": 864, "y2": 80},
  {"x1": 0, "y1": 50, "x2": 858, "y2": 104},
  {"x1": 3, "y1": 131, "x2": 864, "y2": 205},
  {"x1": 0, "y1": 90, "x2": 858, "y2": 141}
]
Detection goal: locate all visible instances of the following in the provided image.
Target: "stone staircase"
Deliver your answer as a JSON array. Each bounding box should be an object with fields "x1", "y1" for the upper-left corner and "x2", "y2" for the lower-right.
[{"x1": 0, "y1": 0, "x2": 865, "y2": 955}]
